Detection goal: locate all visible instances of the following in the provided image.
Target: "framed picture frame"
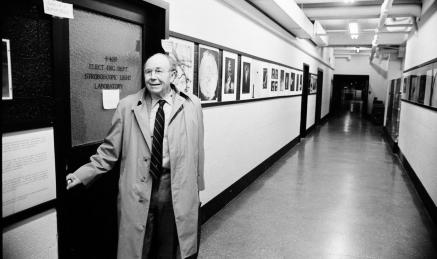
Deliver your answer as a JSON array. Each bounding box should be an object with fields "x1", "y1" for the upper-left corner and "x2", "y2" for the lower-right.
[
  {"x1": 168, "y1": 37, "x2": 195, "y2": 95},
  {"x1": 240, "y1": 56, "x2": 252, "y2": 100},
  {"x1": 221, "y1": 51, "x2": 238, "y2": 102},
  {"x1": 198, "y1": 44, "x2": 220, "y2": 103},
  {"x1": 2, "y1": 39, "x2": 13, "y2": 100}
]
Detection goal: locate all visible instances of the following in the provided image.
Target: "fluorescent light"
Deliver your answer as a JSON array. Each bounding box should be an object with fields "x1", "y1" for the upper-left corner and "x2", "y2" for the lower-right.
[
  {"x1": 344, "y1": 0, "x2": 355, "y2": 3},
  {"x1": 349, "y1": 22, "x2": 359, "y2": 34}
]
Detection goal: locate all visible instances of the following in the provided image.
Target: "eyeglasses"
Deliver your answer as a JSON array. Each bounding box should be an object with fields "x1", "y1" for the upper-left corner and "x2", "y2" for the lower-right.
[{"x1": 144, "y1": 68, "x2": 173, "y2": 77}]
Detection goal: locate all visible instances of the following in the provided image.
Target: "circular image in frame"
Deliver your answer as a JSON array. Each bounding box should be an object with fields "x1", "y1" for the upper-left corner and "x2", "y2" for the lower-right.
[{"x1": 199, "y1": 48, "x2": 219, "y2": 101}]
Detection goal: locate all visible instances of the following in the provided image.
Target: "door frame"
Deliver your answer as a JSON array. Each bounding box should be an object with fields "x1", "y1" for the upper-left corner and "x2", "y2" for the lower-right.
[
  {"x1": 52, "y1": 0, "x2": 169, "y2": 257},
  {"x1": 300, "y1": 63, "x2": 310, "y2": 137},
  {"x1": 315, "y1": 68, "x2": 323, "y2": 125}
]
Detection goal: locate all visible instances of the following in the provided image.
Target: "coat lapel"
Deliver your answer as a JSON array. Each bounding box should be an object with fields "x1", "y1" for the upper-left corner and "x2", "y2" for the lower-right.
[
  {"x1": 132, "y1": 91, "x2": 152, "y2": 150},
  {"x1": 169, "y1": 93, "x2": 185, "y2": 126}
]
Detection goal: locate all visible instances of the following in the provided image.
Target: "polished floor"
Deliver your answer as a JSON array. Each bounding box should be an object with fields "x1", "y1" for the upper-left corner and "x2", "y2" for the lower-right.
[{"x1": 198, "y1": 112, "x2": 437, "y2": 259}]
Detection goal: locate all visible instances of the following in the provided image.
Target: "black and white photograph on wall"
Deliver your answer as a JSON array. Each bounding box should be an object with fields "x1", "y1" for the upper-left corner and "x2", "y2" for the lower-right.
[
  {"x1": 431, "y1": 70, "x2": 437, "y2": 108},
  {"x1": 271, "y1": 81, "x2": 278, "y2": 93},
  {"x1": 417, "y1": 75, "x2": 426, "y2": 104},
  {"x1": 198, "y1": 44, "x2": 220, "y2": 102},
  {"x1": 169, "y1": 37, "x2": 195, "y2": 94},
  {"x1": 423, "y1": 69, "x2": 433, "y2": 106},
  {"x1": 240, "y1": 56, "x2": 252, "y2": 100},
  {"x1": 299, "y1": 74, "x2": 303, "y2": 91},
  {"x1": 2, "y1": 39, "x2": 13, "y2": 100},
  {"x1": 285, "y1": 72, "x2": 289, "y2": 90},
  {"x1": 262, "y1": 67, "x2": 268, "y2": 89},
  {"x1": 409, "y1": 75, "x2": 418, "y2": 102},
  {"x1": 290, "y1": 72, "x2": 295, "y2": 91},
  {"x1": 271, "y1": 68, "x2": 278, "y2": 80},
  {"x1": 279, "y1": 69, "x2": 285, "y2": 91},
  {"x1": 221, "y1": 51, "x2": 238, "y2": 102},
  {"x1": 403, "y1": 76, "x2": 410, "y2": 100},
  {"x1": 251, "y1": 60, "x2": 263, "y2": 98}
]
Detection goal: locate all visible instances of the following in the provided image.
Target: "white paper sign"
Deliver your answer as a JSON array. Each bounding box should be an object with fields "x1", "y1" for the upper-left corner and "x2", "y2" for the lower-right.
[
  {"x1": 2, "y1": 128, "x2": 57, "y2": 217},
  {"x1": 43, "y1": 0, "x2": 74, "y2": 19},
  {"x1": 102, "y1": 89, "x2": 120, "y2": 109},
  {"x1": 161, "y1": 39, "x2": 173, "y2": 53}
]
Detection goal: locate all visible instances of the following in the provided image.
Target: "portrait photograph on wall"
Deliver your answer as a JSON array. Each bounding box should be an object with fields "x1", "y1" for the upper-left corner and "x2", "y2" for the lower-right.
[
  {"x1": 290, "y1": 72, "x2": 295, "y2": 91},
  {"x1": 198, "y1": 44, "x2": 220, "y2": 103},
  {"x1": 431, "y1": 69, "x2": 437, "y2": 108},
  {"x1": 417, "y1": 74, "x2": 426, "y2": 104},
  {"x1": 240, "y1": 56, "x2": 252, "y2": 100},
  {"x1": 169, "y1": 37, "x2": 195, "y2": 94},
  {"x1": 251, "y1": 59, "x2": 263, "y2": 99},
  {"x1": 271, "y1": 67, "x2": 279, "y2": 93},
  {"x1": 262, "y1": 67, "x2": 268, "y2": 89},
  {"x1": 2, "y1": 39, "x2": 13, "y2": 100},
  {"x1": 409, "y1": 75, "x2": 418, "y2": 102},
  {"x1": 279, "y1": 69, "x2": 285, "y2": 91},
  {"x1": 285, "y1": 72, "x2": 289, "y2": 91},
  {"x1": 221, "y1": 51, "x2": 238, "y2": 102}
]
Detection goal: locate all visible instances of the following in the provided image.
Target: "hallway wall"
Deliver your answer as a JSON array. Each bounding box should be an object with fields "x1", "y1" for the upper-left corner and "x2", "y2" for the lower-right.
[
  {"x1": 399, "y1": 8, "x2": 437, "y2": 207},
  {"x1": 334, "y1": 55, "x2": 402, "y2": 114},
  {"x1": 166, "y1": 0, "x2": 333, "y2": 204}
]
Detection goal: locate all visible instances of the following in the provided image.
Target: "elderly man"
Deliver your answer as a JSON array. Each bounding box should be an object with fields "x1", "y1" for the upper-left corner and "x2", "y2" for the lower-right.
[{"x1": 67, "y1": 53, "x2": 205, "y2": 259}]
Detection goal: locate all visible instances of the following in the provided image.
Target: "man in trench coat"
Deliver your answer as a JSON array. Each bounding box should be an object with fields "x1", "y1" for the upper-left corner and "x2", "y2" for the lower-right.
[{"x1": 67, "y1": 53, "x2": 205, "y2": 258}]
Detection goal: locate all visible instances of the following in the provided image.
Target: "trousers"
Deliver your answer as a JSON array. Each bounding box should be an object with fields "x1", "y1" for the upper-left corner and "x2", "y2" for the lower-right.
[{"x1": 141, "y1": 171, "x2": 200, "y2": 259}]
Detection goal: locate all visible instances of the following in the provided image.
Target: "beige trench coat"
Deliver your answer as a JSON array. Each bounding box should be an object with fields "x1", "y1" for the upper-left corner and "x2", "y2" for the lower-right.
[{"x1": 74, "y1": 86, "x2": 205, "y2": 258}]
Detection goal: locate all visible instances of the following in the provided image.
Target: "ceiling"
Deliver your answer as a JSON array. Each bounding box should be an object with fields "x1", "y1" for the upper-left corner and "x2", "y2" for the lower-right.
[{"x1": 294, "y1": 0, "x2": 421, "y2": 47}]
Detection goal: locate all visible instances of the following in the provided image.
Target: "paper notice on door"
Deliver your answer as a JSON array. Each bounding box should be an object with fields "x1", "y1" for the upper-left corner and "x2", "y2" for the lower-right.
[
  {"x1": 161, "y1": 39, "x2": 173, "y2": 54},
  {"x1": 102, "y1": 89, "x2": 119, "y2": 109},
  {"x1": 43, "y1": 0, "x2": 74, "y2": 19}
]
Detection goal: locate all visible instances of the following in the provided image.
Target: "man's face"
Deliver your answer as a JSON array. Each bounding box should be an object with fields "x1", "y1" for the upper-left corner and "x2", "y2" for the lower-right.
[{"x1": 144, "y1": 55, "x2": 175, "y2": 96}]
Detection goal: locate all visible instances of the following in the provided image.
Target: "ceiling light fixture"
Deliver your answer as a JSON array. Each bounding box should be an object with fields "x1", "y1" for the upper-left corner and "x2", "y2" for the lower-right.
[
  {"x1": 349, "y1": 22, "x2": 359, "y2": 39},
  {"x1": 344, "y1": 0, "x2": 355, "y2": 3}
]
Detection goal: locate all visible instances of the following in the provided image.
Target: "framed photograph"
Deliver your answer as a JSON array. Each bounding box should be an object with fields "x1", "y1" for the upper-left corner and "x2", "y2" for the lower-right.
[
  {"x1": 430, "y1": 70, "x2": 437, "y2": 108},
  {"x1": 240, "y1": 56, "x2": 252, "y2": 100},
  {"x1": 290, "y1": 72, "x2": 296, "y2": 92},
  {"x1": 251, "y1": 59, "x2": 263, "y2": 99},
  {"x1": 270, "y1": 66, "x2": 279, "y2": 96},
  {"x1": 417, "y1": 74, "x2": 426, "y2": 104},
  {"x1": 198, "y1": 44, "x2": 220, "y2": 103},
  {"x1": 409, "y1": 75, "x2": 418, "y2": 102},
  {"x1": 423, "y1": 69, "x2": 433, "y2": 106},
  {"x1": 299, "y1": 74, "x2": 303, "y2": 92},
  {"x1": 285, "y1": 72, "x2": 289, "y2": 91},
  {"x1": 2, "y1": 39, "x2": 13, "y2": 100},
  {"x1": 169, "y1": 37, "x2": 195, "y2": 94},
  {"x1": 221, "y1": 51, "x2": 237, "y2": 102},
  {"x1": 279, "y1": 69, "x2": 285, "y2": 91}
]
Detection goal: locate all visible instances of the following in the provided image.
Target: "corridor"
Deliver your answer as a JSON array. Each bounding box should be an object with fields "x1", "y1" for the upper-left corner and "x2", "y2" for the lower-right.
[{"x1": 198, "y1": 113, "x2": 437, "y2": 259}]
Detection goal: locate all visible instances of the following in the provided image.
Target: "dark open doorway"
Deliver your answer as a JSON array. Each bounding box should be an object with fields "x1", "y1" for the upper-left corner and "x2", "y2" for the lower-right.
[
  {"x1": 332, "y1": 74, "x2": 369, "y2": 116},
  {"x1": 315, "y1": 68, "x2": 323, "y2": 124},
  {"x1": 300, "y1": 63, "x2": 310, "y2": 137}
]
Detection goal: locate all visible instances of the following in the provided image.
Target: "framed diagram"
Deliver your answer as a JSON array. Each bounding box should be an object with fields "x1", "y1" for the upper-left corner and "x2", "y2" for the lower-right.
[
  {"x1": 168, "y1": 37, "x2": 195, "y2": 94},
  {"x1": 198, "y1": 44, "x2": 220, "y2": 103}
]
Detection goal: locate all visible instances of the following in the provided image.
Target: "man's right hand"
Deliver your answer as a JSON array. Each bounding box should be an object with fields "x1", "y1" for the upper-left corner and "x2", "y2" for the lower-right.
[{"x1": 66, "y1": 174, "x2": 82, "y2": 190}]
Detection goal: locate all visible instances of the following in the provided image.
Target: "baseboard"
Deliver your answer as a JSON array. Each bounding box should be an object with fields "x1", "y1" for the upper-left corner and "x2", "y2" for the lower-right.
[
  {"x1": 382, "y1": 127, "x2": 399, "y2": 153},
  {"x1": 200, "y1": 136, "x2": 300, "y2": 224},
  {"x1": 306, "y1": 124, "x2": 316, "y2": 136},
  {"x1": 397, "y1": 149, "x2": 437, "y2": 226},
  {"x1": 319, "y1": 113, "x2": 330, "y2": 125}
]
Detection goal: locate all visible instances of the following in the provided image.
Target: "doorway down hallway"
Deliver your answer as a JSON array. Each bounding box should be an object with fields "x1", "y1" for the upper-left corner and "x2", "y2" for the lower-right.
[{"x1": 198, "y1": 113, "x2": 437, "y2": 259}]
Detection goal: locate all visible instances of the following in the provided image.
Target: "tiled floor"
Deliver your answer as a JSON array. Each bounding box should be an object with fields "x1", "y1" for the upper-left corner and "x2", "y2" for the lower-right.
[{"x1": 198, "y1": 112, "x2": 437, "y2": 259}]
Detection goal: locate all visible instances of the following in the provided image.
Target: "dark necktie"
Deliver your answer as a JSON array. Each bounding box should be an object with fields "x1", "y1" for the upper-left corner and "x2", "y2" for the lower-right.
[{"x1": 150, "y1": 100, "x2": 166, "y2": 180}]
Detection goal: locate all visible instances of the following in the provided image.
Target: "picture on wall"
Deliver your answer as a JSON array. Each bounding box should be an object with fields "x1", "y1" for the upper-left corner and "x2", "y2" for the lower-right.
[
  {"x1": 285, "y1": 72, "x2": 289, "y2": 90},
  {"x1": 240, "y1": 56, "x2": 253, "y2": 100},
  {"x1": 271, "y1": 67, "x2": 279, "y2": 93},
  {"x1": 169, "y1": 37, "x2": 195, "y2": 94},
  {"x1": 299, "y1": 74, "x2": 303, "y2": 91},
  {"x1": 221, "y1": 51, "x2": 237, "y2": 102},
  {"x1": 279, "y1": 69, "x2": 285, "y2": 91},
  {"x1": 290, "y1": 72, "x2": 295, "y2": 91},
  {"x1": 430, "y1": 70, "x2": 437, "y2": 108},
  {"x1": 423, "y1": 69, "x2": 433, "y2": 106},
  {"x1": 409, "y1": 75, "x2": 418, "y2": 102},
  {"x1": 417, "y1": 75, "x2": 426, "y2": 104},
  {"x1": 2, "y1": 39, "x2": 12, "y2": 100},
  {"x1": 262, "y1": 67, "x2": 268, "y2": 89},
  {"x1": 198, "y1": 44, "x2": 220, "y2": 102},
  {"x1": 251, "y1": 59, "x2": 263, "y2": 98}
]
